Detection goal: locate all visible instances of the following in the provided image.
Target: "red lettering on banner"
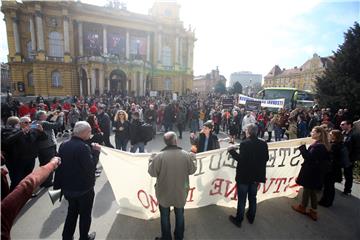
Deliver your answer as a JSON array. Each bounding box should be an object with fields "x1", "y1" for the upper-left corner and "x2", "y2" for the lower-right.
[
  {"x1": 262, "y1": 178, "x2": 275, "y2": 193},
  {"x1": 209, "y1": 178, "x2": 224, "y2": 195},
  {"x1": 273, "y1": 178, "x2": 287, "y2": 193},
  {"x1": 138, "y1": 189, "x2": 150, "y2": 209},
  {"x1": 137, "y1": 189, "x2": 159, "y2": 213},
  {"x1": 187, "y1": 187, "x2": 196, "y2": 202},
  {"x1": 149, "y1": 194, "x2": 159, "y2": 213},
  {"x1": 224, "y1": 180, "x2": 237, "y2": 200}
]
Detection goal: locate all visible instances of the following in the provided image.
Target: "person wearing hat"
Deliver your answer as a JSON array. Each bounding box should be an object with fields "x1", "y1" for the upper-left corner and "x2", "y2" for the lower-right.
[{"x1": 193, "y1": 120, "x2": 220, "y2": 153}]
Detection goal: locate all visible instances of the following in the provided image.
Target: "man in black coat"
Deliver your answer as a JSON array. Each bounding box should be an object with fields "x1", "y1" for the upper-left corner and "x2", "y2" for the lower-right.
[
  {"x1": 227, "y1": 123, "x2": 269, "y2": 227},
  {"x1": 341, "y1": 120, "x2": 360, "y2": 195},
  {"x1": 96, "y1": 104, "x2": 114, "y2": 148},
  {"x1": 54, "y1": 121, "x2": 101, "y2": 240}
]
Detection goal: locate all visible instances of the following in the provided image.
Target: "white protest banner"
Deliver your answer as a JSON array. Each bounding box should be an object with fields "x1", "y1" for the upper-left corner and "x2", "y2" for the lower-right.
[
  {"x1": 100, "y1": 138, "x2": 313, "y2": 220},
  {"x1": 238, "y1": 94, "x2": 285, "y2": 108}
]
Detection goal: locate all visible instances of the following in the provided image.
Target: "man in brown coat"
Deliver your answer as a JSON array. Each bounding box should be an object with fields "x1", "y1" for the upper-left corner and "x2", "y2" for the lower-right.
[{"x1": 148, "y1": 131, "x2": 197, "y2": 240}]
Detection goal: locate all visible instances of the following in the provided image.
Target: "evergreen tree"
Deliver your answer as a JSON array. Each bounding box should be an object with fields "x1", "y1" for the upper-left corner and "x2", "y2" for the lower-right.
[
  {"x1": 214, "y1": 81, "x2": 226, "y2": 94},
  {"x1": 316, "y1": 22, "x2": 360, "y2": 117},
  {"x1": 232, "y1": 82, "x2": 243, "y2": 94}
]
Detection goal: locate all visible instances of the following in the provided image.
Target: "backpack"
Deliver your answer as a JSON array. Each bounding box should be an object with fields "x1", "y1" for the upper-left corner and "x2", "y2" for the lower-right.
[{"x1": 140, "y1": 123, "x2": 153, "y2": 143}]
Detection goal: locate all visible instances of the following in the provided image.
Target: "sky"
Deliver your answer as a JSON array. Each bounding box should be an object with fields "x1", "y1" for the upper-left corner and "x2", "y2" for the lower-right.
[{"x1": 0, "y1": 0, "x2": 359, "y2": 84}]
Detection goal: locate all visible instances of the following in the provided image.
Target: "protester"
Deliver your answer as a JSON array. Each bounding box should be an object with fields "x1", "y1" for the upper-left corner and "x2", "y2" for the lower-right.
[
  {"x1": 193, "y1": 120, "x2": 220, "y2": 153},
  {"x1": 54, "y1": 121, "x2": 100, "y2": 240},
  {"x1": 318, "y1": 130, "x2": 346, "y2": 207},
  {"x1": 144, "y1": 104, "x2": 157, "y2": 138},
  {"x1": 241, "y1": 111, "x2": 257, "y2": 139},
  {"x1": 148, "y1": 131, "x2": 197, "y2": 240},
  {"x1": 3, "y1": 116, "x2": 47, "y2": 191},
  {"x1": 292, "y1": 126, "x2": 331, "y2": 221},
  {"x1": 227, "y1": 123, "x2": 269, "y2": 227},
  {"x1": 175, "y1": 105, "x2": 187, "y2": 139},
  {"x1": 35, "y1": 110, "x2": 64, "y2": 187},
  {"x1": 340, "y1": 120, "x2": 360, "y2": 195},
  {"x1": 1, "y1": 157, "x2": 60, "y2": 240},
  {"x1": 97, "y1": 104, "x2": 114, "y2": 148},
  {"x1": 129, "y1": 111, "x2": 145, "y2": 153},
  {"x1": 86, "y1": 114, "x2": 105, "y2": 177},
  {"x1": 113, "y1": 110, "x2": 130, "y2": 151},
  {"x1": 68, "y1": 104, "x2": 81, "y2": 129}
]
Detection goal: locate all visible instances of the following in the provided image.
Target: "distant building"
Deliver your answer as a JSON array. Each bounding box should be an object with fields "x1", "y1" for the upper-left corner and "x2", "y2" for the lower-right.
[
  {"x1": 193, "y1": 67, "x2": 226, "y2": 94},
  {"x1": 264, "y1": 53, "x2": 333, "y2": 92},
  {"x1": 0, "y1": 63, "x2": 10, "y2": 93},
  {"x1": 1, "y1": 0, "x2": 195, "y2": 97},
  {"x1": 229, "y1": 71, "x2": 262, "y2": 87}
]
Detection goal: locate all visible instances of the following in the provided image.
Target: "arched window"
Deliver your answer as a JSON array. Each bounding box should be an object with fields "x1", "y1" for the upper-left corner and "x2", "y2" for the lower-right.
[
  {"x1": 51, "y1": 71, "x2": 62, "y2": 87},
  {"x1": 27, "y1": 71, "x2": 34, "y2": 87},
  {"x1": 48, "y1": 32, "x2": 64, "y2": 57},
  {"x1": 162, "y1": 46, "x2": 172, "y2": 67}
]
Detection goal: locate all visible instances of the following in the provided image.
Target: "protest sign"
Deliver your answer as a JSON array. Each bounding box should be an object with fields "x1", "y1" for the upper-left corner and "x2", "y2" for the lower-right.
[{"x1": 239, "y1": 94, "x2": 285, "y2": 108}]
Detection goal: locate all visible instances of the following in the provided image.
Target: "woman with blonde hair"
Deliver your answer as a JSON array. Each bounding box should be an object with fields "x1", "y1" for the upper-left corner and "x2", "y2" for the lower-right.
[
  {"x1": 292, "y1": 126, "x2": 330, "y2": 221},
  {"x1": 113, "y1": 110, "x2": 130, "y2": 151}
]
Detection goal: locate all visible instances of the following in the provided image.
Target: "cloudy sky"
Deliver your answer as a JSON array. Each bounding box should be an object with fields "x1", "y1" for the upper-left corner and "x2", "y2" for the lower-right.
[{"x1": 0, "y1": 0, "x2": 359, "y2": 83}]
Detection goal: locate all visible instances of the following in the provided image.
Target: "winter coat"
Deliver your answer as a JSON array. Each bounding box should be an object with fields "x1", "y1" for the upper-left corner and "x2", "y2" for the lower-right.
[{"x1": 296, "y1": 142, "x2": 330, "y2": 190}]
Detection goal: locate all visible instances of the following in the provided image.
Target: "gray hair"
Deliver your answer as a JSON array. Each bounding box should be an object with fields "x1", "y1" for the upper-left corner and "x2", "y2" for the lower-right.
[
  {"x1": 73, "y1": 121, "x2": 91, "y2": 136},
  {"x1": 163, "y1": 131, "x2": 177, "y2": 146},
  {"x1": 35, "y1": 110, "x2": 47, "y2": 120},
  {"x1": 246, "y1": 123, "x2": 258, "y2": 138},
  {"x1": 20, "y1": 116, "x2": 31, "y2": 123}
]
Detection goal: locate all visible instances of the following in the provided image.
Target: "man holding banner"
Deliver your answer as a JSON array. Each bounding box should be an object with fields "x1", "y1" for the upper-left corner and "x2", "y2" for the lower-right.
[
  {"x1": 227, "y1": 123, "x2": 269, "y2": 227},
  {"x1": 148, "y1": 131, "x2": 197, "y2": 240}
]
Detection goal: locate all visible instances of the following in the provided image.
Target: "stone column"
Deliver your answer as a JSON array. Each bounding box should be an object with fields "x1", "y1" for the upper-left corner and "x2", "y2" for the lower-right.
[
  {"x1": 78, "y1": 21, "x2": 83, "y2": 56},
  {"x1": 35, "y1": 11, "x2": 45, "y2": 51},
  {"x1": 146, "y1": 33, "x2": 151, "y2": 62},
  {"x1": 126, "y1": 31, "x2": 130, "y2": 59},
  {"x1": 103, "y1": 27, "x2": 107, "y2": 55},
  {"x1": 87, "y1": 77, "x2": 91, "y2": 96},
  {"x1": 140, "y1": 71, "x2": 144, "y2": 96},
  {"x1": 157, "y1": 33, "x2": 162, "y2": 62},
  {"x1": 79, "y1": 69, "x2": 83, "y2": 97},
  {"x1": 179, "y1": 37, "x2": 183, "y2": 66},
  {"x1": 63, "y1": 16, "x2": 70, "y2": 54},
  {"x1": 29, "y1": 16, "x2": 36, "y2": 51},
  {"x1": 187, "y1": 38, "x2": 192, "y2": 69},
  {"x1": 12, "y1": 16, "x2": 21, "y2": 54},
  {"x1": 175, "y1": 36, "x2": 179, "y2": 64}
]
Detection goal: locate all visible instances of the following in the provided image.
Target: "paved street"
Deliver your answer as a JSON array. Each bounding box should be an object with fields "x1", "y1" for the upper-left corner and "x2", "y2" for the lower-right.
[{"x1": 11, "y1": 130, "x2": 360, "y2": 240}]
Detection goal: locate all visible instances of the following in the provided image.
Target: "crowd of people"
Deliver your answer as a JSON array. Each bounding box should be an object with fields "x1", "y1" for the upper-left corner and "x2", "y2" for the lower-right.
[{"x1": 1, "y1": 91, "x2": 360, "y2": 239}]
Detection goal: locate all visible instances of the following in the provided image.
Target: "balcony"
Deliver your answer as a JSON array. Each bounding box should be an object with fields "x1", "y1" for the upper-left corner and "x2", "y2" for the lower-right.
[{"x1": 46, "y1": 56, "x2": 64, "y2": 62}]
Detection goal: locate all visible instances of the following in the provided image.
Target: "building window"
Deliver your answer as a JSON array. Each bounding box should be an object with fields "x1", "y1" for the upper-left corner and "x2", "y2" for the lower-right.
[
  {"x1": 162, "y1": 46, "x2": 172, "y2": 67},
  {"x1": 27, "y1": 71, "x2": 34, "y2": 87},
  {"x1": 51, "y1": 71, "x2": 62, "y2": 87},
  {"x1": 27, "y1": 41, "x2": 34, "y2": 60},
  {"x1": 48, "y1": 32, "x2": 64, "y2": 57},
  {"x1": 164, "y1": 78, "x2": 172, "y2": 90}
]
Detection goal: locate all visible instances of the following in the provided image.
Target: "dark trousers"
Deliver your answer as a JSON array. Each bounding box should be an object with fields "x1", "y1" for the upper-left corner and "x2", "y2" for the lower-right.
[
  {"x1": 103, "y1": 134, "x2": 114, "y2": 148},
  {"x1": 319, "y1": 173, "x2": 335, "y2": 206},
  {"x1": 177, "y1": 123, "x2": 183, "y2": 138},
  {"x1": 159, "y1": 205, "x2": 184, "y2": 240},
  {"x1": 7, "y1": 159, "x2": 35, "y2": 191},
  {"x1": 38, "y1": 146, "x2": 56, "y2": 186},
  {"x1": 343, "y1": 165, "x2": 353, "y2": 194},
  {"x1": 301, "y1": 188, "x2": 318, "y2": 209},
  {"x1": 236, "y1": 182, "x2": 258, "y2": 222},
  {"x1": 63, "y1": 189, "x2": 95, "y2": 240},
  {"x1": 115, "y1": 136, "x2": 128, "y2": 151}
]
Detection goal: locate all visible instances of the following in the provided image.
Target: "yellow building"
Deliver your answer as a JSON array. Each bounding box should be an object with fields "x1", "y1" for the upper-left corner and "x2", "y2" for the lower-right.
[
  {"x1": 193, "y1": 67, "x2": 226, "y2": 94},
  {"x1": 263, "y1": 53, "x2": 333, "y2": 92},
  {"x1": 1, "y1": 0, "x2": 195, "y2": 97}
]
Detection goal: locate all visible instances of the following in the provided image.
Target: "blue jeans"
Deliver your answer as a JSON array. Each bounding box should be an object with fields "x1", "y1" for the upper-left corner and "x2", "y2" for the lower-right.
[
  {"x1": 115, "y1": 136, "x2": 128, "y2": 151},
  {"x1": 236, "y1": 182, "x2": 259, "y2": 222},
  {"x1": 274, "y1": 126, "x2": 282, "y2": 141},
  {"x1": 130, "y1": 142, "x2": 145, "y2": 153},
  {"x1": 159, "y1": 205, "x2": 184, "y2": 240}
]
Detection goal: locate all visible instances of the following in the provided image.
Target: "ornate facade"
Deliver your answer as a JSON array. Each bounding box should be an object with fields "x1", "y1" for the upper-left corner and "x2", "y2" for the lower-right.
[
  {"x1": 1, "y1": 0, "x2": 195, "y2": 97},
  {"x1": 263, "y1": 53, "x2": 333, "y2": 92}
]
